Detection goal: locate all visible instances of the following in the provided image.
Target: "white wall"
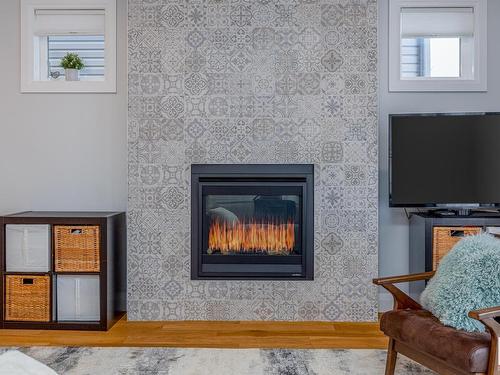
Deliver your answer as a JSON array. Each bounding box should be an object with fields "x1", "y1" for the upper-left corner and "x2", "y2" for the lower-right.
[
  {"x1": 0, "y1": 0, "x2": 127, "y2": 215},
  {"x1": 378, "y1": 0, "x2": 500, "y2": 310}
]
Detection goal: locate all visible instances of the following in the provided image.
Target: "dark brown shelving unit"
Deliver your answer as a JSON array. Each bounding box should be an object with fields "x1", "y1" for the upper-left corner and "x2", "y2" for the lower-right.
[
  {"x1": 0, "y1": 211, "x2": 126, "y2": 331},
  {"x1": 409, "y1": 211, "x2": 500, "y2": 297}
]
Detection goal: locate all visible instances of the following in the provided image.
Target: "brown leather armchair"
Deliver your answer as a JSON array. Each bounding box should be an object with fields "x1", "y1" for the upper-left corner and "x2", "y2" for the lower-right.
[{"x1": 373, "y1": 272, "x2": 500, "y2": 375}]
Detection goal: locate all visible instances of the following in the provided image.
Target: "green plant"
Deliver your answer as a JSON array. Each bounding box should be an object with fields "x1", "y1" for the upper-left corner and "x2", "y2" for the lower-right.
[{"x1": 60, "y1": 53, "x2": 85, "y2": 70}]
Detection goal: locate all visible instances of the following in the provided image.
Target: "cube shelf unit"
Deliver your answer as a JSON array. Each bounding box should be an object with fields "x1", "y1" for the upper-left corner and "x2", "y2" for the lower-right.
[{"x1": 0, "y1": 212, "x2": 126, "y2": 331}]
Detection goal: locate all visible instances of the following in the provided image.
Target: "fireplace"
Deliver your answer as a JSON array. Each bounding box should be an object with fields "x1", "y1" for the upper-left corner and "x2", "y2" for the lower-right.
[{"x1": 191, "y1": 164, "x2": 314, "y2": 280}]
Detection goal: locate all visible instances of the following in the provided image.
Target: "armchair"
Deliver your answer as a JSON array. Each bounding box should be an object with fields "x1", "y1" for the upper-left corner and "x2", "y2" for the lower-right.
[{"x1": 374, "y1": 272, "x2": 500, "y2": 375}]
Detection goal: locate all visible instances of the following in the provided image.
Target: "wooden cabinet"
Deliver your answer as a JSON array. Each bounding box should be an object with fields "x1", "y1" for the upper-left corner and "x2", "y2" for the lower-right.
[{"x1": 0, "y1": 211, "x2": 126, "y2": 331}]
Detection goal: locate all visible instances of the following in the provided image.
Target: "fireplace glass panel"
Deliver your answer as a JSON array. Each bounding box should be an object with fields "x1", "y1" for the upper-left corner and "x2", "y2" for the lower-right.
[{"x1": 202, "y1": 186, "x2": 302, "y2": 257}]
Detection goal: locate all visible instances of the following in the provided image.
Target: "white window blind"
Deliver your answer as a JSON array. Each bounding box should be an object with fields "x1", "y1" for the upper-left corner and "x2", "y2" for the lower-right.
[
  {"x1": 401, "y1": 7, "x2": 474, "y2": 38},
  {"x1": 400, "y1": 38, "x2": 424, "y2": 78},
  {"x1": 48, "y1": 35, "x2": 105, "y2": 78},
  {"x1": 33, "y1": 8, "x2": 105, "y2": 35}
]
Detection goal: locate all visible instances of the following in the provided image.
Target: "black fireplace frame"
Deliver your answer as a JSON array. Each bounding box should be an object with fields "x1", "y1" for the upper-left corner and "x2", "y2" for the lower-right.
[{"x1": 191, "y1": 164, "x2": 314, "y2": 280}]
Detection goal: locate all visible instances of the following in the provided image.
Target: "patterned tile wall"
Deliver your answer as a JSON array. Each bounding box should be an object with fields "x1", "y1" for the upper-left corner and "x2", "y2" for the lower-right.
[{"x1": 128, "y1": 0, "x2": 378, "y2": 321}]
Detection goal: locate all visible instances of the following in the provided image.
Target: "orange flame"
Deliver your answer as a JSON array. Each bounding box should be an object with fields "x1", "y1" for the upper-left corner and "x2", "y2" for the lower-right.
[{"x1": 208, "y1": 217, "x2": 295, "y2": 255}]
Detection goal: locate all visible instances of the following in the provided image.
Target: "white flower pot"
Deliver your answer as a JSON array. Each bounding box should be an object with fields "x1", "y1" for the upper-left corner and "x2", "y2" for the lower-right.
[{"x1": 65, "y1": 69, "x2": 79, "y2": 81}]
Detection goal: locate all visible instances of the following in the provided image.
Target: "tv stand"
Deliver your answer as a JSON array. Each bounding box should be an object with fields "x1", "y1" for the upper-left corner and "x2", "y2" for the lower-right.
[
  {"x1": 431, "y1": 209, "x2": 463, "y2": 217},
  {"x1": 409, "y1": 212, "x2": 500, "y2": 298},
  {"x1": 430, "y1": 208, "x2": 500, "y2": 217}
]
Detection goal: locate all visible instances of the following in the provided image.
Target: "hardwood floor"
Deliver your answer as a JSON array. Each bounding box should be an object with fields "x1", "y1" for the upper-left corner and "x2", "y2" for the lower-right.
[{"x1": 0, "y1": 315, "x2": 387, "y2": 348}]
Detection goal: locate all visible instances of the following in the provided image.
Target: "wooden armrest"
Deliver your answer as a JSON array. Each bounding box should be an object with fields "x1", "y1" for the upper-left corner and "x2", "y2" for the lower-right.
[
  {"x1": 373, "y1": 272, "x2": 435, "y2": 311},
  {"x1": 469, "y1": 306, "x2": 500, "y2": 322},
  {"x1": 469, "y1": 306, "x2": 500, "y2": 374},
  {"x1": 373, "y1": 272, "x2": 435, "y2": 286}
]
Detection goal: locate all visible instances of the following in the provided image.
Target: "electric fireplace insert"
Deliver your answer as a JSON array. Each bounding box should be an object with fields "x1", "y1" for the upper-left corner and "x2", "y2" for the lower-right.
[{"x1": 191, "y1": 164, "x2": 314, "y2": 280}]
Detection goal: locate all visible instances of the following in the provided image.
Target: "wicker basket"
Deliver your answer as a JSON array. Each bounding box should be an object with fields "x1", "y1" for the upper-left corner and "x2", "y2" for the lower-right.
[
  {"x1": 432, "y1": 226, "x2": 482, "y2": 270},
  {"x1": 5, "y1": 275, "x2": 51, "y2": 322},
  {"x1": 54, "y1": 225, "x2": 100, "y2": 272}
]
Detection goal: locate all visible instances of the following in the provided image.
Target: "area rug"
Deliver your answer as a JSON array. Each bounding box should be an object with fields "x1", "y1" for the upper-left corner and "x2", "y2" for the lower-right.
[{"x1": 0, "y1": 348, "x2": 434, "y2": 375}]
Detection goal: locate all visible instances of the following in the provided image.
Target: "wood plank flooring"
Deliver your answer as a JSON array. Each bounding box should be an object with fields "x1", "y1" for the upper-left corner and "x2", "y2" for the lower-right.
[{"x1": 0, "y1": 315, "x2": 387, "y2": 349}]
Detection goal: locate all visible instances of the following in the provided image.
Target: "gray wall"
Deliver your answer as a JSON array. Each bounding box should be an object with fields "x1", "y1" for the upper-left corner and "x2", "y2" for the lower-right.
[
  {"x1": 127, "y1": 0, "x2": 379, "y2": 321},
  {"x1": 0, "y1": 1, "x2": 128, "y2": 214},
  {"x1": 377, "y1": 0, "x2": 500, "y2": 309},
  {"x1": 2, "y1": 0, "x2": 498, "y2": 315}
]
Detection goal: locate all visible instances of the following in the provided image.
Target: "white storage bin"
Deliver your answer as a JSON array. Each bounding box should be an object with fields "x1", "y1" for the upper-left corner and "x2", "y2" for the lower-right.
[
  {"x1": 6, "y1": 224, "x2": 51, "y2": 272},
  {"x1": 57, "y1": 275, "x2": 100, "y2": 321},
  {"x1": 486, "y1": 227, "x2": 500, "y2": 238}
]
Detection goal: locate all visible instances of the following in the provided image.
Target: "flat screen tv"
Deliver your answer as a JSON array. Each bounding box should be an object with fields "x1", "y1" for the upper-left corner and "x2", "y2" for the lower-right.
[{"x1": 390, "y1": 113, "x2": 500, "y2": 207}]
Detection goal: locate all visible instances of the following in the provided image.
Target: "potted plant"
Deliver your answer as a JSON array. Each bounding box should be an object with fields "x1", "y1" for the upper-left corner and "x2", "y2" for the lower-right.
[{"x1": 60, "y1": 53, "x2": 84, "y2": 81}]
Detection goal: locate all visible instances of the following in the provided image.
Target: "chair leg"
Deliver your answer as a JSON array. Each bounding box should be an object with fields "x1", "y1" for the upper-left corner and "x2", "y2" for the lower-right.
[{"x1": 385, "y1": 338, "x2": 398, "y2": 375}]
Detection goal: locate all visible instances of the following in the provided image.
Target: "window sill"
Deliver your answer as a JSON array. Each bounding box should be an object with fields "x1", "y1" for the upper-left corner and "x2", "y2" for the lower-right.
[
  {"x1": 389, "y1": 78, "x2": 488, "y2": 92},
  {"x1": 20, "y1": 79, "x2": 116, "y2": 93}
]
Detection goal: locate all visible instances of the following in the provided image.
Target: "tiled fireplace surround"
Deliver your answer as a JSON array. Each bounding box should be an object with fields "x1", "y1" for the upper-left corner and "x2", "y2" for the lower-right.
[{"x1": 128, "y1": 0, "x2": 378, "y2": 321}]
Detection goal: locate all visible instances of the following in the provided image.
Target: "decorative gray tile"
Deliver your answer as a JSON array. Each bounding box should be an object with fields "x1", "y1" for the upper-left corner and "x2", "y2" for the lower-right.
[
  {"x1": 230, "y1": 4, "x2": 253, "y2": 27},
  {"x1": 207, "y1": 1, "x2": 230, "y2": 27},
  {"x1": 321, "y1": 4, "x2": 345, "y2": 28},
  {"x1": 274, "y1": 50, "x2": 299, "y2": 74},
  {"x1": 161, "y1": 119, "x2": 184, "y2": 141},
  {"x1": 273, "y1": 2, "x2": 299, "y2": 27},
  {"x1": 229, "y1": 49, "x2": 253, "y2": 72},
  {"x1": 163, "y1": 279, "x2": 183, "y2": 299},
  {"x1": 209, "y1": 28, "x2": 232, "y2": 51},
  {"x1": 254, "y1": 74, "x2": 276, "y2": 98},
  {"x1": 321, "y1": 232, "x2": 344, "y2": 256},
  {"x1": 139, "y1": 165, "x2": 162, "y2": 186},
  {"x1": 321, "y1": 50, "x2": 344, "y2": 72},
  {"x1": 186, "y1": 2, "x2": 207, "y2": 27},
  {"x1": 139, "y1": 301, "x2": 163, "y2": 320},
  {"x1": 128, "y1": 0, "x2": 378, "y2": 321},
  {"x1": 185, "y1": 118, "x2": 208, "y2": 140},
  {"x1": 186, "y1": 29, "x2": 206, "y2": 49},
  {"x1": 164, "y1": 74, "x2": 184, "y2": 95},
  {"x1": 160, "y1": 4, "x2": 185, "y2": 28},
  {"x1": 185, "y1": 50, "x2": 206, "y2": 73},
  {"x1": 321, "y1": 141, "x2": 343, "y2": 163},
  {"x1": 161, "y1": 96, "x2": 185, "y2": 118},
  {"x1": 205, "y1": 301, "x2": 230, "y2": 320},
  {"x1": 253, "y1": 27, "x2": 275, "y2": 50},
  {"x1": 138, "y1": 119, "x2": 163, "y2": 142}
]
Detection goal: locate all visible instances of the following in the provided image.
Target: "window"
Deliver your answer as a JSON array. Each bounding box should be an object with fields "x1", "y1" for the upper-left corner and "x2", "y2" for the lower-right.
[
  {"x1": 401, "y1": 37, "x2": 461, "y2": 78},
  {"x1": 47, "y1": 35, "x2": 105, "y2": 80},
  {"x1": 389, "y1": 0, "x2": 487, "y2": 92},
  {"x1": 21, "y1": 0, "x2": 116, "y2": 93}
]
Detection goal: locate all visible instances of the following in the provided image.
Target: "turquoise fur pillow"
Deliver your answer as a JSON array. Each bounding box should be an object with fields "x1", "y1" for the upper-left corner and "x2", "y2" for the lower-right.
[{"x1": 421, "y1": 234, "x2": 500, "y2": 332}]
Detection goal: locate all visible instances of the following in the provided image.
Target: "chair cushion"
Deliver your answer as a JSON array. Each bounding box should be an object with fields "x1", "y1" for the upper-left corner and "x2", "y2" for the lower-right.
[{"x1": 381, "y1": 309, "x2": 491, "y2": 373}]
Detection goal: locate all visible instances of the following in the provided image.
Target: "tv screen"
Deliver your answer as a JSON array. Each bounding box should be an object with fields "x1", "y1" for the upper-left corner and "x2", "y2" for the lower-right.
[{"x1": 390, "y1": 113, "x2": 500, "y2": 207}]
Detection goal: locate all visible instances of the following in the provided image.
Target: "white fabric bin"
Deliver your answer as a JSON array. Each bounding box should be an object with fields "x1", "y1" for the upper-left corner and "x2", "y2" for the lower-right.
[
  {"x1": 57, "y1": 275, "x2": 100, "y2": 321},
  {"x1": 486, "y1": 227, "x2": 500, "y2": 238},
  {"x1": 6, "y1": 224, "x2": 51, "y2": 272}
]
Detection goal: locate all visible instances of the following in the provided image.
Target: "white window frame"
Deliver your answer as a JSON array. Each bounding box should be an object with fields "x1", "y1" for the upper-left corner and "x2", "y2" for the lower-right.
[
  {"x1": 20, "y1": 0, "x2": 116, "y2": 93},
  {"x1": 389, "y1": 0, "x2": 487, "y2": 92}
]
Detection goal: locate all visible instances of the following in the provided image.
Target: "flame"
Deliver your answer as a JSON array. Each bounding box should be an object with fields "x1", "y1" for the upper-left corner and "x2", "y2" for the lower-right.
[{"x1": 208, "y1": 217, "x2": 295, "y2": 255}]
